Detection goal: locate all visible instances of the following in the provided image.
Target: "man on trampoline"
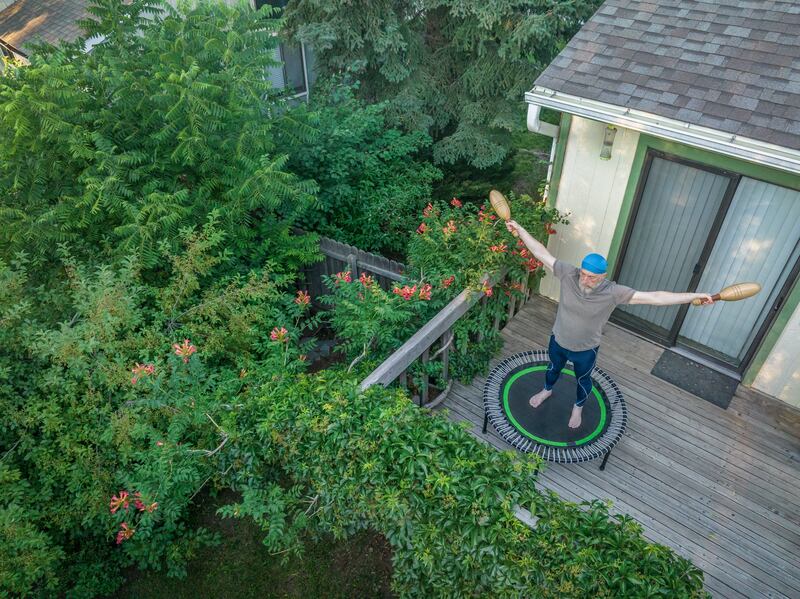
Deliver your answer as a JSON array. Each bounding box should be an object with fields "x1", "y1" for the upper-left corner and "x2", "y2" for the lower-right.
[{"x1": 505, "y1": 220, "x2": 714, "y2": 429}]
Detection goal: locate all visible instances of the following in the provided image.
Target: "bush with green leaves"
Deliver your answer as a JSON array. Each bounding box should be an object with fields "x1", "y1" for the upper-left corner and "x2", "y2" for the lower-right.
[
  {"x1": 321, "y1": 270, "x2": 436, "y2": 372},
  {"x1": 0, "y1": 216, "x2": 317, "y2": 596},
  {"x1": 0, "y1": 0, "x2": 317, "y2": 275},
  {"x1": 225, "y1": 371, "x2": 708, "y2": 598},
  {"x1": 283, "y1": 85, "x2": 442, "y2": 258},
  {"x1": 407, "y1": 192, "x2": 568, "y2": 290}
]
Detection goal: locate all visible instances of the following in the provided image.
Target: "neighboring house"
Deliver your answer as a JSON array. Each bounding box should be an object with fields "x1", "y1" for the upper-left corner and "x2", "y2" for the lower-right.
[
  {"x1": 526, "y1": 0, "x2": 800, "y2": 406},
  {"x1": 253, "y1": 0, "x2": 316, "y2": 101},
  {"x1": 0, "y1": 0, "x2": 88, "y2": 62},
  {"x1": 0, "y1": 0, "x2": 315, "y2": 98}
]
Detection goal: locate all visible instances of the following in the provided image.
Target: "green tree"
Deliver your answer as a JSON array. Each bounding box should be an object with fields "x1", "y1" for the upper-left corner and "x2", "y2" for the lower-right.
[
  {"x1": 283, "y1": 0, "x2": 601, "y2": 168},
  {"x1": 283, "y1": 85, "x2": 442, "y2": 257},
  {"x1": 0, "y1": 0, "x2": 317, "y2": 275},
  {"x1": 0, "y1": 216, "x2": 318, "y2": 596}
]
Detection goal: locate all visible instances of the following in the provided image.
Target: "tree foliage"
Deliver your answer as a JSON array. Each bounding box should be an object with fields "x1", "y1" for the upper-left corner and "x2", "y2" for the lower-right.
[
  {"x1": 283, "y1": 85, "x2": 442, "y2": 257},
  {"x1": 0, "y1": 0, "x2": 317, "y2": 273},
  {"x1": 283, "y1": 0, "x2": 602, "y2": 168}
]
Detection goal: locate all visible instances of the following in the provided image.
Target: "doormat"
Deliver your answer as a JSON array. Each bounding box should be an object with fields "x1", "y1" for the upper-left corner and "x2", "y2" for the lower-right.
[{"x1": 651, "y1": 350, "x2": 738, "y2": 409}]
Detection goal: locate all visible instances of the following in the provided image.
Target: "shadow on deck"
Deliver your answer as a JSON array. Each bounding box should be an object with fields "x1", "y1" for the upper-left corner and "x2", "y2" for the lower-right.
[{"x1": 436, "y1": 295, "x2": 800, "y2": 599}]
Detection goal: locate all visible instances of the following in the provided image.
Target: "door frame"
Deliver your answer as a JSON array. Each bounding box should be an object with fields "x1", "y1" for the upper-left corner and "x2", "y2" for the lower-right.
[{"x1": 610, "y1": 148, "x2": 800, "y2": 375}]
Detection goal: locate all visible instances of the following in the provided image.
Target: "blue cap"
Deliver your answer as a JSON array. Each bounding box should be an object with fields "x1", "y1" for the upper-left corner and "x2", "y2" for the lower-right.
[{"x1": 581, "y1": 253, "x2": 607, "y2": 274}]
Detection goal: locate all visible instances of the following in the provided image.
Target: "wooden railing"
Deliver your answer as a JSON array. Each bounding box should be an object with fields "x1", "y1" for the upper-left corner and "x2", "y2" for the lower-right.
[{"x1": 359, "y1": 268, "x2": 537, "y2": 407}]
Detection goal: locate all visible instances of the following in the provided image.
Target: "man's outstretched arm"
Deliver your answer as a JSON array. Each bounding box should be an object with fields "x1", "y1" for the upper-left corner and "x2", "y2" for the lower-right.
[
  {"x1": 629, "y1": 290, "x2": 714, "y2": 306},
  {"x1": 505, "y1": 220, "x2": 556, "y2": 271}
]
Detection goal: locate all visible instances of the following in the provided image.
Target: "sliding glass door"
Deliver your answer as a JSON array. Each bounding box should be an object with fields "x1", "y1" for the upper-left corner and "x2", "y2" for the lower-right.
[
  {"x1": 613, "y1": 151, "x2": 800, "y2": 371},
  {"x1": 677, "y1": 179, "x2": 800, "y2": 367},
  {"x1": 613, "y1": 154, "x2": 734, "y2": 342}
]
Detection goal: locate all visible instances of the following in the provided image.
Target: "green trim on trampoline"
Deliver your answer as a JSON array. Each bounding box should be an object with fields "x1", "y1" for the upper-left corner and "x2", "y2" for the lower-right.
[{"x1": 501, "y1": 366, "x2": 607, "y2": 446}]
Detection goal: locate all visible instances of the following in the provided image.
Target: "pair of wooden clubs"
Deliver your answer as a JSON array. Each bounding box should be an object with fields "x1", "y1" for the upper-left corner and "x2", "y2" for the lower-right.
[{"x1": 487, "y1": 189, "x2": 762, "y2": 306}]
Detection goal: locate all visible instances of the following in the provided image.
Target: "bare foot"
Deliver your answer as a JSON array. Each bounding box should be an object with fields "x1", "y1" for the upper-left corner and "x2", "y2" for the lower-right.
[
  {"x1": 568, "y1": 405, "x2": 583, "y2": 429},
  {"x1": 529, "y1": 388, "x2": 552, "y2": 408}
]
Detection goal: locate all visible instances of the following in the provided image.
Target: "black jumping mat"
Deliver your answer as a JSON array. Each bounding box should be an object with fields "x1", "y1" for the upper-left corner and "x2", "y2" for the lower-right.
[
  {"x1": 484, "y1": 350, "x2": 627, "y2": 463},
  {"x1": 651, "y1": 350, "x2": 738, "y2": 409},
  {"x1": 501, "y1": 364, "x2": 611, "y2": 446}
]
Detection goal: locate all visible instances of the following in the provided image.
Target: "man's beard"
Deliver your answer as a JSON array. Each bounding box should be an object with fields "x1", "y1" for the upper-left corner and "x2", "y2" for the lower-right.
[{"x1": 579, "y1": 284, "x2": 595, "y2": 294}]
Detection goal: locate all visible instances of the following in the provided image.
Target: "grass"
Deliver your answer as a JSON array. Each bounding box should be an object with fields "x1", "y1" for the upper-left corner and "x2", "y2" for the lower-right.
[{"x1": 115, "y1": 490, "x2": 394, "y2": 599}]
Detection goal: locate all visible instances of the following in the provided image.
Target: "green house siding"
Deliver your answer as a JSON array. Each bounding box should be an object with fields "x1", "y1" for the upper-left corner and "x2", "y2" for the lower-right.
[
  {"x1": 606, "y1": 133, "x2": 800, "y2": 385},
  {"x1": 546, "y1": 113, "x2": 572, "y2": 208}
]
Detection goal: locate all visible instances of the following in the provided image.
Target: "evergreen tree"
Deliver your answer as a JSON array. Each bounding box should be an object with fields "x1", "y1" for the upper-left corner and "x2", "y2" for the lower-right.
[{"x1": 284, "y1": 0, "x2": 601, "y2": 168}]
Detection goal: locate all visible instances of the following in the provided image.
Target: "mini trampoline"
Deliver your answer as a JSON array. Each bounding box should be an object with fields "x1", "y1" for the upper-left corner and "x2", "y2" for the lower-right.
[{"x1": 482, "y1": 350, "x2": 627, "y2": 469}]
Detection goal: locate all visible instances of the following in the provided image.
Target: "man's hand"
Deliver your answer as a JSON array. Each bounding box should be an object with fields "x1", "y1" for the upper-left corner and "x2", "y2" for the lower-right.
[
  {"x1": 694, "y1": 293, "x2": 715, "y2": 306},
  {"x1": 506, "y1": 220, "x2": 522, "y2": 236}
]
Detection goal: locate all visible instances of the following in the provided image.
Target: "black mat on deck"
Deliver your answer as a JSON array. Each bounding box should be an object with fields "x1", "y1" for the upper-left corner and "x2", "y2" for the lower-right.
[
  {"x1": 651, "y1": 350, "x2": 738, "y2": 409},
  {"x1": 503, "y1": 365, "x2": 610, "y2": 445}
]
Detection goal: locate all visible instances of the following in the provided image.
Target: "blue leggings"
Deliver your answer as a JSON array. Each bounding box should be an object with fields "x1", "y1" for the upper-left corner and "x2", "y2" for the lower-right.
[{"x1": 545, "y1": 335, "x2": 599, "y2": 407}]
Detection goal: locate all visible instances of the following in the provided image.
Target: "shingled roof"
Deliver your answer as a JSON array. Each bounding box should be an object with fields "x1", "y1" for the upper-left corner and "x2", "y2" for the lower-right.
[
  {"x1": 0, "y1": 0, "x2": 89, "y2": 55},
  {"x1": 534, "y1": 0, "x2": 800, "y2": 151}
]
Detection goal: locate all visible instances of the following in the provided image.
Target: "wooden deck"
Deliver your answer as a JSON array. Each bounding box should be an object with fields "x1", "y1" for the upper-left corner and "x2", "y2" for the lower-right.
[{"x1": 436, "y1": 296, "x2": 800, "y2": 599}]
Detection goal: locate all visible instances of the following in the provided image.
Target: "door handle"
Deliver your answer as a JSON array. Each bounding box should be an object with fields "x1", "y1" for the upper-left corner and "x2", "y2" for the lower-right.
[
  {"x1": 774, "y1": 297, "x2": 784, "y2": 311},
  {"x1": 693, "y1": 263, "x2": 701, "y2": 274}
]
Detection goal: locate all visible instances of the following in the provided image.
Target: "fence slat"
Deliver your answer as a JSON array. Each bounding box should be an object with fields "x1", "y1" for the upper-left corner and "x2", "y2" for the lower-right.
[
  {"x1": 420, "y1": 348, "x2": 429, "y2": 407},
  {"x1": 441, "y1": 328, "x2": 452, "y2": 382},
  {"x1": 315, "y1": 235, "x2": 406, "y2": 285}
]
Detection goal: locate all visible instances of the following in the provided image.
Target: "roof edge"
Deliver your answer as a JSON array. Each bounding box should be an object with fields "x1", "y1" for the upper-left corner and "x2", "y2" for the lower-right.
[{"x1": 525, "y1": 86, "x2": 800, "y2": 175}]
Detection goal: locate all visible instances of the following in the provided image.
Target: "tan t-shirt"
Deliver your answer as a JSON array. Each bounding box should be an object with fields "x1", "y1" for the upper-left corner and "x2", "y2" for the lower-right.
[{"x1": 552, "y1": 260, "x2": 636, "y2": 351}]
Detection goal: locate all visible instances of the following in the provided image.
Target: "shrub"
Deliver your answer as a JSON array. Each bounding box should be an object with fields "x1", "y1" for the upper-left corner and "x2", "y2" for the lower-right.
[
  {"x1": 284, "y1": 86, "x2": 442, "y2": 258},
  {"x1": 0, "y1": 217, "x2": 317, "y2": 596},
  {"x1": 227, "y1": 372, "x2": 708, "y2": 598}
]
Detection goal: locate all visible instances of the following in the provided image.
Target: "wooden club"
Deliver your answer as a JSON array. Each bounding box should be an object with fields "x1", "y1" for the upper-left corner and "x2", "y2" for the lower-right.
[
  {"x1": 489, "y1": 189, "x2": 518, "y2": 237},
  {"x1": 691, "y1": 282, "x2": 762, "y2": 305}
]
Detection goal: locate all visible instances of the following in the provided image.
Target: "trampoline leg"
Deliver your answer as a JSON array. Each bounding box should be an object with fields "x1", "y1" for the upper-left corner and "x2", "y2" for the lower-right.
[
  {"x1": 482, "y1": 413, "x2": 488, "y2": 434},
  {"x1": 599, "y1": 449, "x2": 612, "y2": 471}
]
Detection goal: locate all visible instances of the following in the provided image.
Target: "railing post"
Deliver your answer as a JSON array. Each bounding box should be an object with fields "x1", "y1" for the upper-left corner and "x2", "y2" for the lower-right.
[
  {"x1": 420, "y1": 348, "x2": 429, "y2": 407},
  {"x1": 441, "y1": 328, "x2": 453, "y2": 382},
  {"x1": 477, "y1": 296, "x2": 488, "y2": 342},
  {"x1": 507, "y1": 294, "x2": 516, "y2": 321},
  {"x1": 347, "y1": 253, "x2": 358, "y2": 278}
]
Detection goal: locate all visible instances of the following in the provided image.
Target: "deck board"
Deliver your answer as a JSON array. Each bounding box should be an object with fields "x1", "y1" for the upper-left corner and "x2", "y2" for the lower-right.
[{"x1": 435, "y1": 296, "x2": 800, "y2": 599}]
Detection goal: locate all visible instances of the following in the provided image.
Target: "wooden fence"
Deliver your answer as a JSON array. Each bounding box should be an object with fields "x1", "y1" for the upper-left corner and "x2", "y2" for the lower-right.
[{"x1": 299, "y1": 236, "x2": 406, "y2": 299}]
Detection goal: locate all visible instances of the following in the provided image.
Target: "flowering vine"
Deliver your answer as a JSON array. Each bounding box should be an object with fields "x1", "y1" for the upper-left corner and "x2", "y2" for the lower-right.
[
  {"x1": 173, "y1": 339, "x2": 197, "y2": 363},
  {"x1": 131, "y1": 363, "x2": 155, "y2": 384}
]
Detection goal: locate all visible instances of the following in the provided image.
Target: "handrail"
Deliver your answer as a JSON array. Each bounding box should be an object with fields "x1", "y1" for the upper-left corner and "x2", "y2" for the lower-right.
[{"x1": 359, "y1": 272, "x2": 501, "y2": 391}]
